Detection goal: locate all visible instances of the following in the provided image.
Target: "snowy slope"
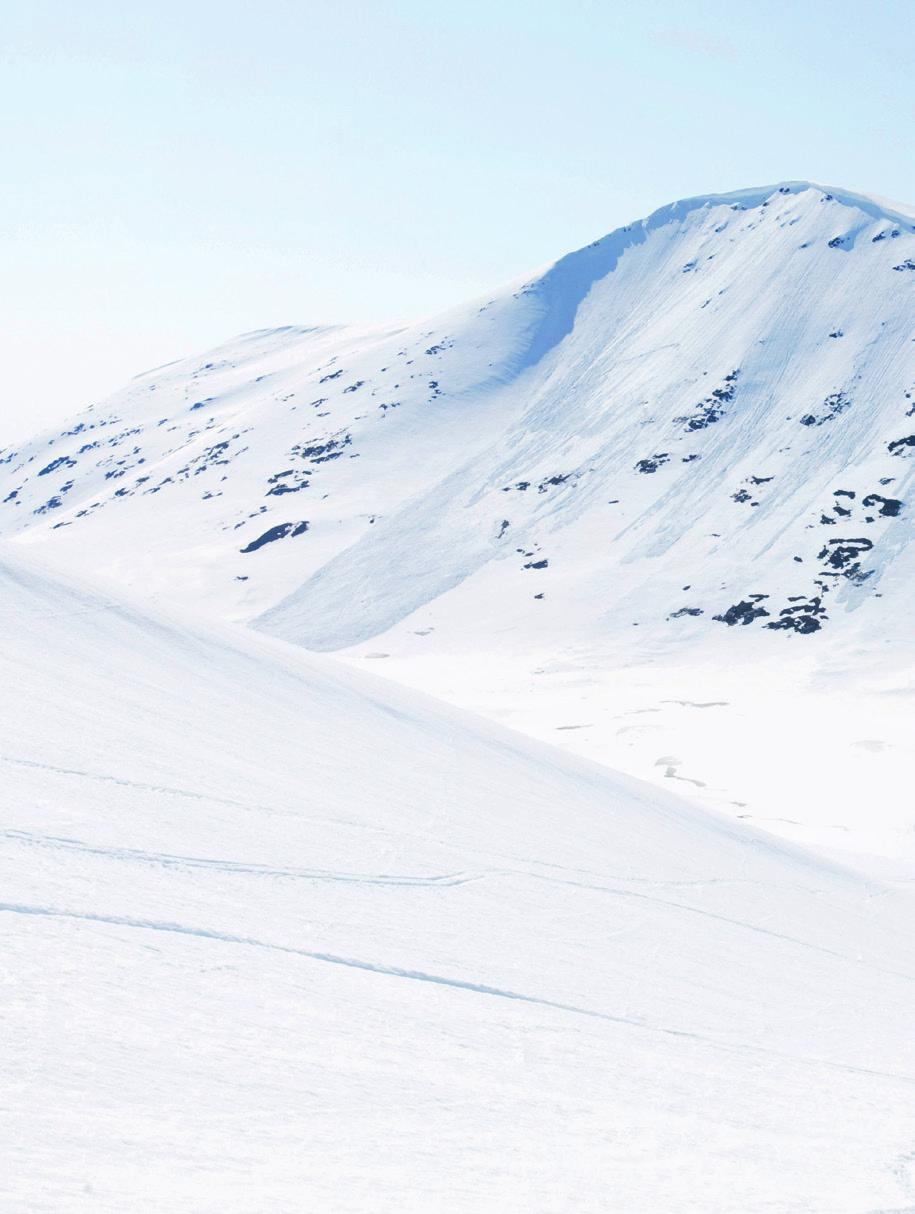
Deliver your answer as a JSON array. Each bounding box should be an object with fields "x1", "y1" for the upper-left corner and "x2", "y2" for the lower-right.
[
  {"x1": 1, "y1": 180, "x2": 913, "y2": 852},
  {"x1": 3, "y1": 548, "x2": 915, "y2": 1213}
]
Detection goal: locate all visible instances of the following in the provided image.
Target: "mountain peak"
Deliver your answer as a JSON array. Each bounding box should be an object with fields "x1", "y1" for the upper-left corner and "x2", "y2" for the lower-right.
[
  {"x1": 494, "y1": 180, "x2": 914, "y2": 378},
  {"x1": 640, "y1": 180, "x2": 915, "y2": 237}
]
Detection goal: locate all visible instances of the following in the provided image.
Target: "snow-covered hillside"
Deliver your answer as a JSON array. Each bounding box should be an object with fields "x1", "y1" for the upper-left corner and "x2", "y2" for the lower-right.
[
  {"x1": 2, "y1": 180, "x2": 913, "y2": 852},
  {"x1": 3, "y1": 549, "x2": 915, "y2": 1212}
]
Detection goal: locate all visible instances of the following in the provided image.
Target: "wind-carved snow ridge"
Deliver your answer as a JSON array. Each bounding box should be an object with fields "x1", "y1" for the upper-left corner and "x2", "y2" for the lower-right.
[{"x1": 504, "y1": 180, "x2": 915, "y2": 378}]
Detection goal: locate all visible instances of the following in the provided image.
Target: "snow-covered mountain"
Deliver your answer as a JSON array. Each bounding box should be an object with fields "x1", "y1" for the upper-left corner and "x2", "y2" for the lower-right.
[
  {"x1": 5, "y1": 181, "x2": 915, "y2": 1211},
  {"x1": 4, "y1": 548, "x2": 915, "y2": 1212},
  {"x1": 2, "y1": 180, "x2": 914, "y2": 853}
]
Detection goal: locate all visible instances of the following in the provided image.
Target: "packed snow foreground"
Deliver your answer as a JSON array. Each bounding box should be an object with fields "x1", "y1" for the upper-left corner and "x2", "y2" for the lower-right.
[
  {"x1": 3, "y1": 550, "x2": 915, "y2": 1213},
  {"x1": 3, "y1": 182, "x2": 915, "y2": 1211}
]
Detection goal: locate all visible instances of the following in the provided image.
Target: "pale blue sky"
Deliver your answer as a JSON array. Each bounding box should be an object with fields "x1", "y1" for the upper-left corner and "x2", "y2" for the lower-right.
[{"x1": 3, "y1": 0, "x2": 914, "y2": 438}]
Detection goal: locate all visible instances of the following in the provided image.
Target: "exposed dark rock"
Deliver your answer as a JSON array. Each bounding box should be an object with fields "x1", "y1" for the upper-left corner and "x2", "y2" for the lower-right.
[
  {"x1": 266, "y1": 469, "x2": 310, "y2": 496},
  {"x1": 799, "y1": 392, "x2": 850, "y2": 427},
  {"x1": 674, "y1": 370, "x2": 739, "y2": 432},
  {"x1": 861, "y1": 493, "x2": 903, "y2": 517},
  {"x1": 538, "y1": 474, "x2": 570, "y2": 492},
  {"x1": 240, "y1": 521, "x2": 310, "y2": 553},
  {"x1": 765, "y1": 595, "x2": 827, "y2": 634},
  {"x1": 817, "y1": 536, "x2": 874, "y2": 583},
  {"x1": 38, "y1": 456, "x2": 76, "y2": 477},
  {"x1": 293, "y1": 434, "x2": 352, "y2": 463},
  {"x1": 636, "y1": 453, "x2": 670, "y2": 474},
  {"x1": 713, "y1": 599, "x2": 771, "y2": 626},
  {"x1": 34, "y1": 496, "x2": 63, "y2": 514}
]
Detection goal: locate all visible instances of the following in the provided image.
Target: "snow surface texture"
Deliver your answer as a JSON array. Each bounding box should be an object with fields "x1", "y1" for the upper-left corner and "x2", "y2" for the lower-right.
[
  {"x1": 3, "y1": 549, "x2": 915, "y2": 1213},
  {"x1": 1, "y1": 181, "x2": 913, "y2": 858},
  {"x1": 3, "y1": 181, "x2": 915, "y2": 1211}
]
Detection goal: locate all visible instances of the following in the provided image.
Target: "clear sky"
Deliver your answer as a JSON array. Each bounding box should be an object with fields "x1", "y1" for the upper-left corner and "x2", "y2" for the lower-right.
[{"x1": 3, "y1": 0, "x2": 914, "y2": 440}]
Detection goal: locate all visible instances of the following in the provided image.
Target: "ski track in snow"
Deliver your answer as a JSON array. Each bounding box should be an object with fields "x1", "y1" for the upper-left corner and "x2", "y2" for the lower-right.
[
  {"x1": 5, "y1": 899, "x2": 915, "y2": 1089},
  {"x1": 6, "y1": 823, "x2": 911, "y2": 984},
  {"x1": 1, "y1": 827, "x2": 475, "y2": 887}
]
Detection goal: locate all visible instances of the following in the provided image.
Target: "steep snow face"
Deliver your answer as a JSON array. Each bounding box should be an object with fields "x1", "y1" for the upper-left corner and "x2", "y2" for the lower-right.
[
  {"x1": 3, "y1": 550, "x2": 915, "y2": 1212},
  {"x1": 1, "y1": 181, "x2": 913, "y2": 853},
  {"x1": 2, "y1": 181, "x2": 912, "y2": 641}
]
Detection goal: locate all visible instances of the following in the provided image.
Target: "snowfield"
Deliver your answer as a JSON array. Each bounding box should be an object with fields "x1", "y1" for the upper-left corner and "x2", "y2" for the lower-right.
[
  {"x1": 3, "y1": 180, "x2": 915, "y2": 1210},
  {"x1": 2, "y1": 549, "x2": 915, "y2": 1212}
]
